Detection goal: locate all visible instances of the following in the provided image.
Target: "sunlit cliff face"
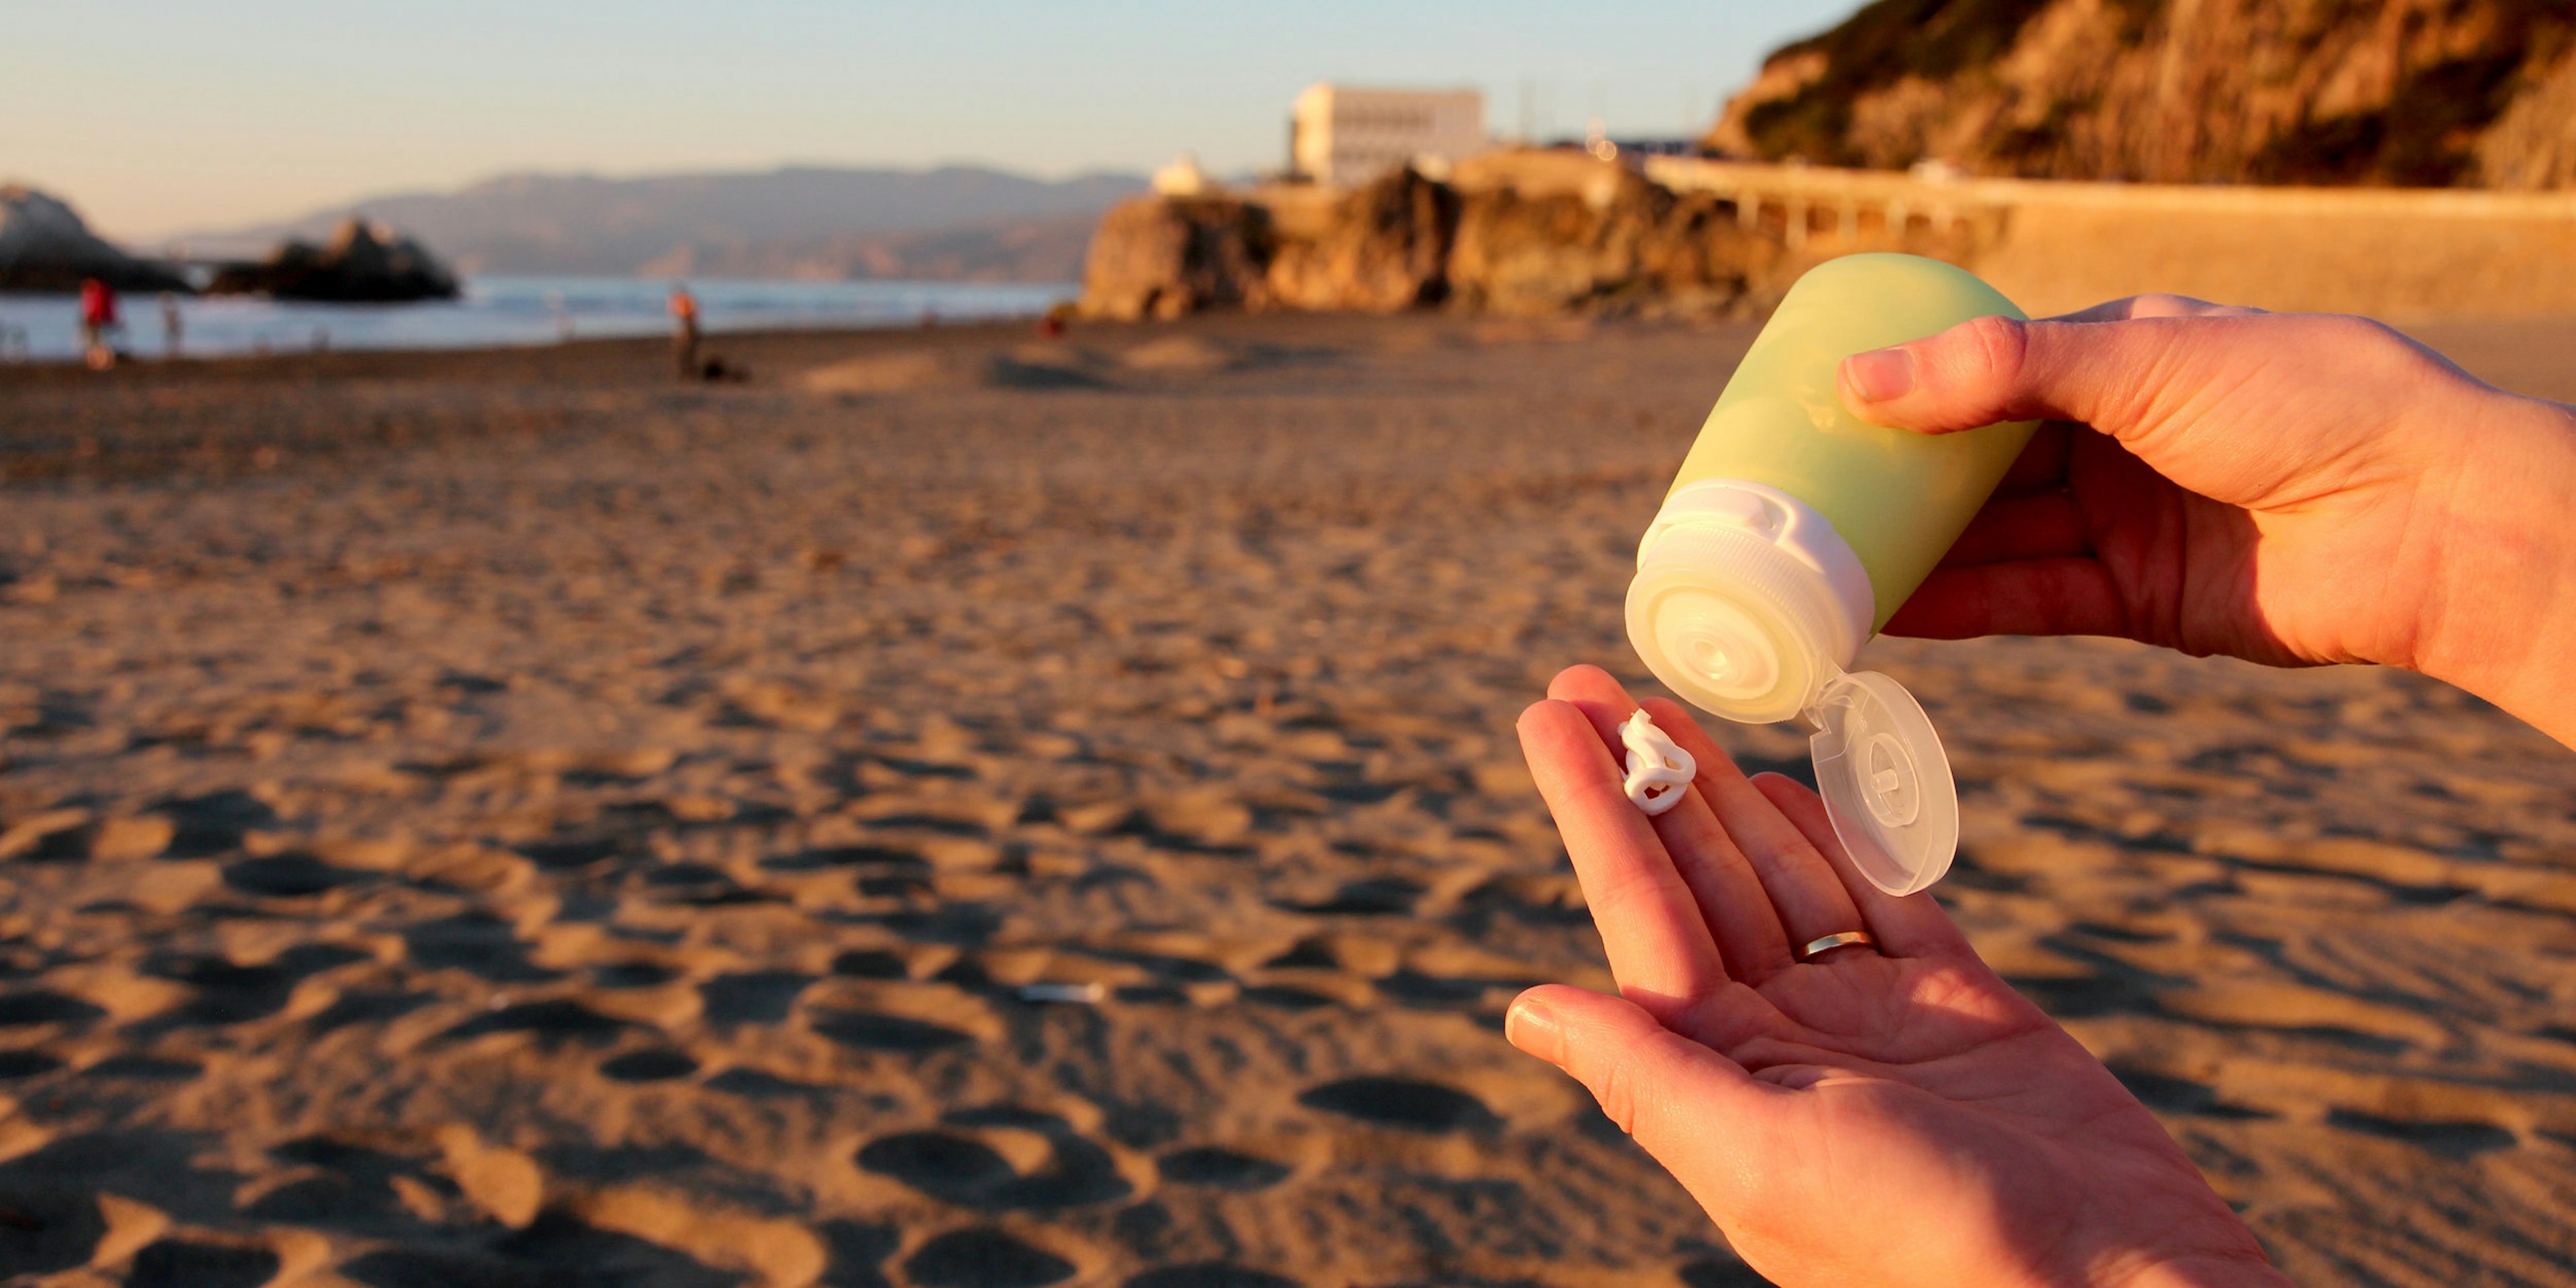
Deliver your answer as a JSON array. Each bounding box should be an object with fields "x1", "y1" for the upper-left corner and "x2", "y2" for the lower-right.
[{"x1": 1709, "y1": 0, "x2": 2576, "y2": 191}]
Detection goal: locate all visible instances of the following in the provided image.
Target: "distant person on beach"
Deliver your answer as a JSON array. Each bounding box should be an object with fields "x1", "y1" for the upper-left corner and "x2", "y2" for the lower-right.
[
  {"x1": 160, "y1": 292, "x2": 182, "y2": 359},
  {"x1": 78, "y1": 277, "x2": 119, "y2": 370},
  {"x1": 1510, "y1": 296, "x2": 2576, "y2": 1288},
  {"x1": 669, "y1": 284, "x2": 700, "y2": 380}
]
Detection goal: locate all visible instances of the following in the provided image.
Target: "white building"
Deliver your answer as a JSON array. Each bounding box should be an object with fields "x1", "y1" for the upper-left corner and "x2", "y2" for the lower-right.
[{"x1": 1290, "y1": 84, "x2": 1487, "y2": 188}]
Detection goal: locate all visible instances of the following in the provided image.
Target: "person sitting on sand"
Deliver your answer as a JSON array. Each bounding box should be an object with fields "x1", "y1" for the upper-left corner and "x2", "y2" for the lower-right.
[{"x1": 1507, "y1": 295, "x2": 2576, "y2": 1288}]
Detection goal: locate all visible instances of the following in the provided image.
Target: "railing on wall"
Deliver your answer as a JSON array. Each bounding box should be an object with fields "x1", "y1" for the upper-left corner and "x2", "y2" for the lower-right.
[{"x1": 1642, "y1": 156, "x2": 2576, "y2": 249}]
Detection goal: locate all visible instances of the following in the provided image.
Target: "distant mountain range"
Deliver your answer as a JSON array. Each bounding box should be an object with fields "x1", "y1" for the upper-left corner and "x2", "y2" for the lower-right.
[{"x1": 178, "y1": 165, "x2": 1149, "y2": 282}]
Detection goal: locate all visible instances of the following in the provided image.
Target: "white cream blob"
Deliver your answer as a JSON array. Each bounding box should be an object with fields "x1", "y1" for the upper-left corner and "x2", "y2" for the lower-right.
[{"x1": 1619, "y1": 708, "x2": 1696, "y2": 816}]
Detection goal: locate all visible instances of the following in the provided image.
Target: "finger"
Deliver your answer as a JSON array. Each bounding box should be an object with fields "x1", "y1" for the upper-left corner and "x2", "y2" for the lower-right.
[
  {"x1": 1881, "y1": 558, "x2": 2129, "y2": 640},
  {"x1": 1839, "y1": 313, "x2": 2275, "y2": 461},
  {"x1": 2043, "y1": 293, "x2": 2260, "y2": 323},
  {"x1": 1545, "y1": 669, "x2": 1794, "y2": 979},
  {"x1": 1637, "y1": 697, "x2": 1865, "y2": 954},
  {"x1": 1506, "y1": 984, "x2": 1784, "y2": 1212},
  {"x1": 1517, "y1": 698, "x2": 1729, "y2": 1009},
  {"x1": 1749, "y1": 774, "x2": 1971, "y2": 959},
  {"x1": 2043, "y1": 297, "x2": 2151, "y2": 324},
  {"x1": 1937, "y1": 491, "x2": 2090, "y2": 566}
]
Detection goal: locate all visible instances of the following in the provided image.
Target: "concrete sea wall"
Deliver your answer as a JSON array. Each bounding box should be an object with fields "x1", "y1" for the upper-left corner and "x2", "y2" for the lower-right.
[{"x1": 1646, "y1": 158, "x2": 2576, "y2": 320}]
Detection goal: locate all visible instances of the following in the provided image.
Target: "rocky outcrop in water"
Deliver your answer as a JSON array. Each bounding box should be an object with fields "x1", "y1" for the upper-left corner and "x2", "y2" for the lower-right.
[
  {"x1": 0, "y1": 185, "x2": 188, "y2": 293},
  {"x1": 207, "y1": 218, "x2": 460, "y2": 303},
  {"x1": 1079, "y1": 156, "x2": 1809, "y2": 320},
  {"x1": 1708, "y1": 0, "x2": 2576, "y2": 189}
]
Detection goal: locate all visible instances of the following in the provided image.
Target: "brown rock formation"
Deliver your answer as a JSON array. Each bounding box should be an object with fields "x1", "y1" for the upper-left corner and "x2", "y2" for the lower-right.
[
  {"x1": 1079, "y1": 157, "x2": 1813, "y2": 320},
  {"x1": 1265, "y1": 169, "x2": 1460, "y2": 311},
  {"x1": 1709, "y1": 0, "x2": 2576, "y2": 189},
  {"x1": 207, "y1": 218, "x2": 460, "y2": 303},
  {"x1": 1079, "y1": 196, "x2": 1271, "y2": 321},
  {"x1": 0, "y1": 184, "x2": 188, "y2": 293},
  {"x1": 1448, "y1": 166, "x2": 1792, "y2": 316}
]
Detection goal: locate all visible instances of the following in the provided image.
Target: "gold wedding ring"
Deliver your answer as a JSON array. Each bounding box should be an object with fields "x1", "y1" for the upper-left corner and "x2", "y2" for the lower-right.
[{"x1": 1794, "y1": 929, "x2": 1878, "y2": 962}]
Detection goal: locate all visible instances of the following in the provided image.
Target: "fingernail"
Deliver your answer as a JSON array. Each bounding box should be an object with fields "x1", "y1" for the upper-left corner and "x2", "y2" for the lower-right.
[
  {"x1": 1843, "y1": 347, "x2": 1915, "y2": 402},
  {"x1": 1504, "y1": 992, "x2": 1562, "y2": 1057}
]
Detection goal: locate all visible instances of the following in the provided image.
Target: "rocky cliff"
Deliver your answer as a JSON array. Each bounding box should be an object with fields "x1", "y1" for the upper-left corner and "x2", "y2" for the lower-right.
[
  {"x1": 0, "y1": 185, "x2": 187, "y2": 292},
  {"x1": 1709, "y1": 0, "x2": 2576, "y2": 189},
  {"x1": 207, "y1": 218, "x2": 460, "y2": 303},
  {"x1": 1079, "y1": 157, "x2": 1849, "y2": 321}
]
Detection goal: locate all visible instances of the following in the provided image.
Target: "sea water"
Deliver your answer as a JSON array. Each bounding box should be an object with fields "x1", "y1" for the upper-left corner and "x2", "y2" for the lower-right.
[{"x1": 0, "y1": 276, "x2": 1073, "y2": 365}]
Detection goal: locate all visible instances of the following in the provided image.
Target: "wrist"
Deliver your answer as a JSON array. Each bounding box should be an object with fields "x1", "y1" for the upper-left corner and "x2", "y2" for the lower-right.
[{"x1": 2412, "y1": 392, "x2": 2576, "y2": 748}]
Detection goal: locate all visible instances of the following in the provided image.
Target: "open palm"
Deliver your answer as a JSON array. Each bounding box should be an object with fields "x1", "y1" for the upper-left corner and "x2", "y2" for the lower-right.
[{"x1": 1509, "y1": 665, "x2": 2290, "y2": 1288}]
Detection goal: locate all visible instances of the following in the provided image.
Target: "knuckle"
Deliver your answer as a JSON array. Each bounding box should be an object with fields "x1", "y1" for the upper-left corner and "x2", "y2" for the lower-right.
[
  {"x1": 1586, "y1": 1048, "x2": 1646, "y2": 1138},
  {"x1": 1955, "y1": 313, "x2": 2031, "y2": 380}
]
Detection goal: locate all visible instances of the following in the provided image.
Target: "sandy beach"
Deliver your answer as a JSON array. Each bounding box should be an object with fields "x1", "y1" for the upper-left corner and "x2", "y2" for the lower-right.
[{"x1": 1, "y1": 311, "x2": 2574, "y2": 1287}]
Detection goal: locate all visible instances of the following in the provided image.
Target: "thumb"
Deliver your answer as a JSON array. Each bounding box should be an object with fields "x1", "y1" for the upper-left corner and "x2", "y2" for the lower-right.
[
  {"x1": 1835, "y1": 313, "x2": 2184, "y2": 439},
  {"x1": 1506, "y1": 985, "x2": 1782, "y2": 1199}
]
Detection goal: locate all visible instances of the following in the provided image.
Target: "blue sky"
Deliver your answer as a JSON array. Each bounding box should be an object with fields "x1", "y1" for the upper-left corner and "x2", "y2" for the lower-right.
[{"x1": 2, "y1": 1, "x2": 1848, "y2": 241}]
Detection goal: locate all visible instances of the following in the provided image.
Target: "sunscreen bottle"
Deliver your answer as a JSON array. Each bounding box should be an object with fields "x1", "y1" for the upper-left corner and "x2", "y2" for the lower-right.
[{"x1": 1627, "y1": 253, "x2": 2037, "y2": 895}]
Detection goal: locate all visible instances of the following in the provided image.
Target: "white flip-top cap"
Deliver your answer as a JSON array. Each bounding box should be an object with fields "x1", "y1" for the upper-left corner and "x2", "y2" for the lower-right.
[
  {"x1": 1807, "y1": 669, "x2": 1957, "y2": 895},
  {"x1": 1627, "y1": 480, "x2": 1959, "y2": 895}
]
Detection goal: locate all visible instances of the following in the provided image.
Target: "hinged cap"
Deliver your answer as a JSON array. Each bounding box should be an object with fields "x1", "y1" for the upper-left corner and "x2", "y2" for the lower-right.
[{"x1": 1807, "y1": 669, "x2": 1957, "y2": 896}]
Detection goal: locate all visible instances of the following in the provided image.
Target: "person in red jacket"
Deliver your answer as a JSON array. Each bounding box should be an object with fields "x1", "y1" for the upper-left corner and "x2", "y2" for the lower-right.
[
  {"x1": 668, "y1": 285, "x2": 700, "y2": 380},
  {"x1": 79, "y1": 278, "x2": 121, "y2": 370}
]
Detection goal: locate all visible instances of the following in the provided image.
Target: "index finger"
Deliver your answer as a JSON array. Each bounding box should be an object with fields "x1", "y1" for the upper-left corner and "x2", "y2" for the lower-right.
[{"x1": 1517, "y1": 698, "x2": 1730, "y2": 1014}]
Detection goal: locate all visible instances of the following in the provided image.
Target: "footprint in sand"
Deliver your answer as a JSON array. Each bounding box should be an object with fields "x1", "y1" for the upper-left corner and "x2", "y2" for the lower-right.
[
  {"x1": 809, "y1": 1009, "x2": 977, "y2": 1053},
  {"x1": 0, "y1": 1183, "x2": 110, "y2": 1279},
  {"x1": 1153, "y1": 1147, "x2": 1290, "y2": 1191},
  {"x1": 829, "y1": 949, "x2": 911, "y2": 980},
  {"x1": 83, "y1": 1054, "x2": 201, "y2": 1082},
  {"x1": 442, "y1": 999, "x2": 628, "y2": 1046},
  {"x1": 761, "y1": 842, "x2": 925, "y2": 873},
  {"x1": 244, "y1": 1135, "x2": 443, "y2": 1228},
  {"x1": 219, "y1": 852, "x2": 375, "y2": 898},
  {"x1": 857, "y1": 1108, "x2": 1131, "y2": 1210},
  {"x1": 2107, "y1": 1067, "x2": 2273, "y2": 1121},
  {"x1": 589, "y1": 961, "x2": 680, "y2": 989},
  {"x1": 902, "y1": 1227, "x2": 1077, "y2": 1288},
  {"x1": 1126, "y1": 1265, "x2": 1304, "y2": 1288},
  {"x1": 2326, "y1": 1107, "x2": 2518, "y2": 1158},
  {"x1": 0, "y1": 1051, "x2": 62, "y2": 1079},
  {"x1": 1277, "y1": 876, "x2": 1424, "y2": 916},
  {"x1": 598, "y1": 1049, "x2": 699, "y2": 1083},
  {"x1": 0, "y1": 992, "x2": 104, "y2": 1028},
  {"x1": 695, "y1": 970, "x2": 814, "y2": 1027},
  {"x1": 146, "y1": 945, "x2": 368, "y2": 1028},
  {"x1": 126, "y1": 1238, "x2": 280, "y2": 1288},
  {"x1": 1296, "y1": 1077, "x2": 1499, "y2": 1134},
  {"x1": 402, "y1": 912, "x2": 559, "y2": 983},
  {"x1": 155, "y1": 790, "x2": 277, "y2": 859},
  {"x1": 343, "y1": 1213, "x2": 734, "y2": 1288}
]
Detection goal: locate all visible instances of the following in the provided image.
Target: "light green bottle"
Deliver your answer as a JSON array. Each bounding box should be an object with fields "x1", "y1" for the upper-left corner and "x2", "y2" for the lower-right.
[{"x1": 1627, "y1": 254, "x2": 2037, "y2": 895}]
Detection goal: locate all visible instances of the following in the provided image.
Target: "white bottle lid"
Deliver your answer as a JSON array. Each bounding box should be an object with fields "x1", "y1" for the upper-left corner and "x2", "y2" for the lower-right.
[{"x1": 1626, "y1": 480, "x2": 1959, "y2": 895}]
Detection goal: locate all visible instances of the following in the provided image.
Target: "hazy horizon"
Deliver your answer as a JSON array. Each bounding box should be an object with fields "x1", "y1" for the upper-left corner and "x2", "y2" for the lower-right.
[{"x1": 1, "y1": 1, "x2": 1839, "y2": 242}]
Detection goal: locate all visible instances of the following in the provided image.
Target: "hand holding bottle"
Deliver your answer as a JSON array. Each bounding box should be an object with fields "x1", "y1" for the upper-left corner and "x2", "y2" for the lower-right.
[{"x1": 1839, "y1": 296, "x2": 2576, "y2": 747}]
